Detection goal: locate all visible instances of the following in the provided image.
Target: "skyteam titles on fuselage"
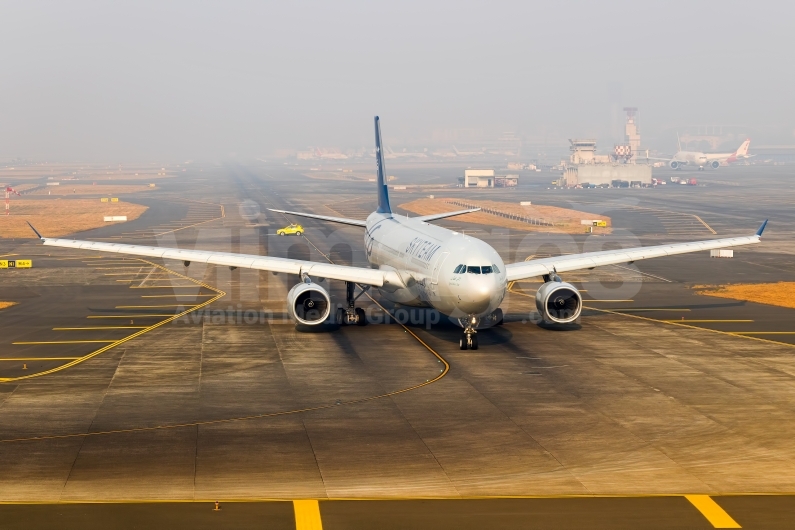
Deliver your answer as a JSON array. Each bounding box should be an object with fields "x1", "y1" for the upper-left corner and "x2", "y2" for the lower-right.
[{"x1": 405, "y1": 237, "x2": 442, "y2": 263}]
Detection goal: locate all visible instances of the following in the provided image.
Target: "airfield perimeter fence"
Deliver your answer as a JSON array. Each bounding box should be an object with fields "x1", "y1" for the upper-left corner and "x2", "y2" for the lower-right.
[{"x1": 444, "y1": 200, "x2": 554, "y2": 227}]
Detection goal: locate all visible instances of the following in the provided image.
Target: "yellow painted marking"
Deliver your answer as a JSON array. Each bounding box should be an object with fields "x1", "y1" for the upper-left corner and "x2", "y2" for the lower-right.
[
  {"x1": 732, "y1": 331, "x2": 795, "y2": 335},
  {"x1": 663, "y1": 319, "x2": 753, "y2": 323},
  {"x1": 141, "y1": 294, "x2": 215, "y2": 298},
  {"x1": 617, "y1": 308, "x2": 691, "y2": 312},
  {"x1": 0, "y1": 231, "x2": 450, "y2": 443},
  {"x1": 0, "y1": 258, "x2": 225, "y2": 383},
  {"x1": 584, "y1": 299, "x2": 634, "y2": 303},
  {"x1": 115, "y1": 280, "x2": 134, "y2": 282},
  {"x1": 94, "y1": 267, "x2": 145, "y2": 270},
  {"x1": 103, "y1": 273, "x2": 142, "y2": 276},
  {"x1": 693, "y1": 215, "x2": 717, "y2": 235},
  {"x1": 53, "y1": 327, "x2": 148, "y2": 330},
  {"x1": 685, "y1": 495, "x2": 741, "y2": 528},
  {"x1": 0, "y1": 302, "x2": 18, "y2": 311},
  {"x1": 0, "y1": 358, "x2": 80, "y2": 361},
  {"x1": 115, "y1": 304, "x2": 198, "y2": 309},
  {"x1": 293, "y1": 500, "x2": 323, "y2": 530},
  {"x1": 13, "y1": 341, "x2": 117, "y2": 345},
  {"x1": 87, "y1": 315, "x2": 175, "y2": 318},
  {"x1": 129, "y1": 286, "x2": 199, "y2": 289}
]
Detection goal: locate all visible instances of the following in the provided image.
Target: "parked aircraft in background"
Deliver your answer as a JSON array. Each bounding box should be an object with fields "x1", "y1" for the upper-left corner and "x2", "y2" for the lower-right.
[
  {"x1": 29, "y1": 118, "x2": 767, "y2": 350},
  {"x1": 649, "y1": 138, "x2": 753, "y2": 170}
]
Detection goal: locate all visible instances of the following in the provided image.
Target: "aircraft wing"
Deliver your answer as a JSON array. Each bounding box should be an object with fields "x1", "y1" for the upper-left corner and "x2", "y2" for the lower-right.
[
  {"x1": 269, "y1": 207, "x2": 482, "y2": 225},
  {"x1": 26, "y1": 223, "x2": 403, "y2": 288},
  {"x1": 268, "y1": 208, "x2": 367, "y2": 227},
  {"x1": 415, "y1": 208, "x2": 481, "y2": 222},
  {"x1": 505, "y1": 221, "x2": 767, "y2": 282}
]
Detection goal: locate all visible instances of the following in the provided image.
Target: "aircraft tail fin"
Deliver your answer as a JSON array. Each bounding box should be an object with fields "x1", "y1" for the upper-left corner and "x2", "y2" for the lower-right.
[
  {"x1": 736, "y1": 139, "x2": 751, "y2": 157},
  {"x1": 676, "y1": 132, "x2": 682, "y2": 152},
  {"x1": 374, "y1": 116, "x2": 392, "y2": 214}
]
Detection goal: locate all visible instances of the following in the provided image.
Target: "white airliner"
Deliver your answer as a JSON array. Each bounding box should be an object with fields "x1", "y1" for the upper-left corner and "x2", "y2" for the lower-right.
[
  {"x1": 28, "y1": 117, "x2": 767, "y2": 350},
  {"x1": 650, "y1": 138, "x2": 753, "y2": 170}
]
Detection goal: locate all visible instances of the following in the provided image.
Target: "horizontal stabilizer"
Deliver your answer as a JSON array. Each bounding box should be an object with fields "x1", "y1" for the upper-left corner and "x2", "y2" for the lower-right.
[
  {"x1": 415, "y1": 208, "x2": 480, "y2": 223},
  {"x1": 267, "y1": 208, "x2": 367, "y2": 227}
]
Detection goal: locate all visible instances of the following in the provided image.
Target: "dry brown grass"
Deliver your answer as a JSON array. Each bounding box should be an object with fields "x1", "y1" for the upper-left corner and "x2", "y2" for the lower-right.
[
  {"x1": 1, "y1": 199, "x2": 148, "y2": 238},
  {"x1": 695, "y1": 282, "x2": 795, "y2": 309},
  {"x1": 399, "y1": 198, "x2": 611, "y2": 234},
  {"x1": 28, "y1": 184, "x2": 154, "y2": 196},
  {"x1": 0, "y1": 302, "x2": 17, "y2": 311}
]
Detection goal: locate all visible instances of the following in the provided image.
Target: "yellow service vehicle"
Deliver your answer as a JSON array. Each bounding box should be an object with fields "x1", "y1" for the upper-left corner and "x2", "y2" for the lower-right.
[{"x1": 276, "y1": 223, "x2": 304, "y2": 236}]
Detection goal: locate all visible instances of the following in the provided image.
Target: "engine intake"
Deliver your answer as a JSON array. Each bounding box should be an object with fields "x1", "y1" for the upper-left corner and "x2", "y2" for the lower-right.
[
  {"x1": 535, "y1": 281, "x2": 582, "y2": 324},
  {"x1": 710, "y1": 160, "x2": 720, "y2": 169},
  {"x1": 287, "y1": 282, "x2": 331, "y2": 325},
  {"x1": 670, "y1": 161, "x2": 679, "y2": 169}
]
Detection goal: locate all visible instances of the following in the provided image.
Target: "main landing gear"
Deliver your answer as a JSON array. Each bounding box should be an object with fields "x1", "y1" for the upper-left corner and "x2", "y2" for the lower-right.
[{"x1": 336, "y1": 281, "x2": 369, "y2": 326}]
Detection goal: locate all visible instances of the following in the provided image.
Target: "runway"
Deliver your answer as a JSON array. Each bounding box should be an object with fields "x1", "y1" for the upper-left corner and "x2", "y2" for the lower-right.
[{"x1": 1, "y1": 163, "x2": 795, "y2": 527}]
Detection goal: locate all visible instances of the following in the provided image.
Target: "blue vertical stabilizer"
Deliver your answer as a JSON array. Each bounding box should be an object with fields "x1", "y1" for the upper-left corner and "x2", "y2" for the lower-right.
[{"x1": 374, "y1": 116, "x2": 392, "y2": 214}]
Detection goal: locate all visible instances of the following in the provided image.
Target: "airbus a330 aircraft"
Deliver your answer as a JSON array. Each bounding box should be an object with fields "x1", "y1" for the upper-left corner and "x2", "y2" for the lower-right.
[{"x1": 28, "y1": 117, "x2": 767, "y2": 350}]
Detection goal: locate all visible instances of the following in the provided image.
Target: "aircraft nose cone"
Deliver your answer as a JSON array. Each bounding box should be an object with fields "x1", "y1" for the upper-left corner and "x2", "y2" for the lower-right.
[{"x1": 458, "y1": 275, "x2": 496, "y2": 314}]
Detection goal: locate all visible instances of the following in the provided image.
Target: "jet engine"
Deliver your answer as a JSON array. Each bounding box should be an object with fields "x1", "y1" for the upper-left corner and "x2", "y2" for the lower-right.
[
  {"x1": 287, "y1": 281, "x2": 331, "y2": 325},
  {"x1": 535, "y1": 281, "x2": 582, "y2": 324},
  {"x1": 710, "y1": 160, "x2": 720, "y2": 169},
  {"x1": 670, "y1": 161, "x2": 680, "y2": 170}
]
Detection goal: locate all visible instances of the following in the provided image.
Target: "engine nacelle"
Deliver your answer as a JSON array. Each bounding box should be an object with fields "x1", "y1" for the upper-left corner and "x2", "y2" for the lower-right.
[
  {"x1": 710, "y1": 160, "x2": 720, "y2": 169},
  {"x1": 670, "y1": 161, "x2": 680, "y2": 170},
  {"x1": 287, "y1": 282, "x2": 331, "y2": 325},
  {"x1": 535, "y1": 281, "x2": 582, "y2": 324}
]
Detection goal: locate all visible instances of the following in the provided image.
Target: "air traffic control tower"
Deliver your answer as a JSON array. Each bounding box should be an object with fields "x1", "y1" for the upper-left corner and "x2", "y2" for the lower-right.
[{"x1": 562, "y1": 107, "x2": 652, "y2": 187}]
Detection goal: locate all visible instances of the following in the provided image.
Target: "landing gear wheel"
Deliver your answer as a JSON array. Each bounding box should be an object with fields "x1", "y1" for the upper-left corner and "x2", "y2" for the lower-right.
[
  {"x1": 459, "y1": 335, "x2": 468, "y2": 350},
  {"x1": 355, "y1": 307, "x2": 367, "y2": 326},
  {"x1": 336, "y1": 307, "x2": 346, "y2": 326},
  {"x1": 469, "y1": 334, "x2": 478, "y2": 350},
  {"x1": 494, "y1": 308, "x2": 504, "y2": 326}
]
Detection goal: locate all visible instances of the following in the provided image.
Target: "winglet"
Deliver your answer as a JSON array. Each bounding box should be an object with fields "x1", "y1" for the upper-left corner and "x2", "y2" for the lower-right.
[
  {"x1": 26, "y1": 221, "x2": 44, "y2": 240},
  {"x1": 756, "y1": 219, "x2": 768, "y2": 237}
]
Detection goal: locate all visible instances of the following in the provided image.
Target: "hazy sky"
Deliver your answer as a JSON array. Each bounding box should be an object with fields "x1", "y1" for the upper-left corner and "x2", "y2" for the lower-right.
[{"x1": 1, "y1": 0, "x2": 793, "y2": 160}]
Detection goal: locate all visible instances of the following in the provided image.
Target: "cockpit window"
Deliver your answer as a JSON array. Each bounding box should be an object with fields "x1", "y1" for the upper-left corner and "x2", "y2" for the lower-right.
[
  {"x1": 491, "y1": 264, "x2": 500, "y2": 274},
  {"x1": 454, "y1": 264, "x2": 465, "y2": 274},
  {"x1": 467, "y1": 266, "x2": 481, "y2": 274},
  {"x1": 481, "y1": 265, "x2": 493, "y2": 274}
]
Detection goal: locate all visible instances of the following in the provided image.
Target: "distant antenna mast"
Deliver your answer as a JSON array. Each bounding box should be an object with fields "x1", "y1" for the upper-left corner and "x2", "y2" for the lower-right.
[{"x1": 4, "y1": 187, "x2": 20, "y2": 216}]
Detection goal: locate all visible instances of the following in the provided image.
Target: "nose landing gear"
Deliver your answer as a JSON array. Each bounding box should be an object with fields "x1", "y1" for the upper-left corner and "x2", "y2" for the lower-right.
[{"x1": 459, "y1": 314, "x2": 479, "y2": 350}]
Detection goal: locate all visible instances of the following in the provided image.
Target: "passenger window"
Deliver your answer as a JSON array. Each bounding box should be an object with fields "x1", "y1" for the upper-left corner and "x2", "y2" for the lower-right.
[
  {"x1": 481, "y1": 266, "x2": 493, "y2": 274},
  {"x1": 467, "y1": 266, "x2": 481, "y2": 274},
  {"x1": 491, "y1": 264, "x2": 500, "y2": 274}
]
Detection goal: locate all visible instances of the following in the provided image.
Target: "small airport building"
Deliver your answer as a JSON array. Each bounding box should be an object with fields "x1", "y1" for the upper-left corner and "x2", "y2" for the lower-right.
[{"x1": 460, "y1": 169, "x2": 518, "y2": 188}]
